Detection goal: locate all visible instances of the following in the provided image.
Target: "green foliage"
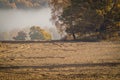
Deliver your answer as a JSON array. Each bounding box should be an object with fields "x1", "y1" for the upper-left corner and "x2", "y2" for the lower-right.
[
  {"x1": 29, "y1": 26, "x2": 44, "y2": 40},
  {"x1": 13, "y1": 31, "x2": 27, "y2": 40}
]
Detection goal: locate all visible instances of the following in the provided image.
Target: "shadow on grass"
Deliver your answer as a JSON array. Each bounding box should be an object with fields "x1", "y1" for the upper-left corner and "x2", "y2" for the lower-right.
[
  {"x1": 0, "y1": 39, "x2": 100, "y2": 44},
  {"x1": 0, "y1": 62, "x2": 120, "y2": 70}
]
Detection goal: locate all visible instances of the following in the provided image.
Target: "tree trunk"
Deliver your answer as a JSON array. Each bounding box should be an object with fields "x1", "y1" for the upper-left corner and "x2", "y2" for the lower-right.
[{"x1": 72, "y1": 33, "x2": 76, "y2": 40}]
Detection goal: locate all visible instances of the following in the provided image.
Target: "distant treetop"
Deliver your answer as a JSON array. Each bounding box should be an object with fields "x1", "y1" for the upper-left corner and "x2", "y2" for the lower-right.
[{"x1": 0, "y1": 0, "x2": 49, "y2": 9}]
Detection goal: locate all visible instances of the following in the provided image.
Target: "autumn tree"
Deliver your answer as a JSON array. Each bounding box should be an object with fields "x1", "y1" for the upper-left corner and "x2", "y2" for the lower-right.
[
  {"x1": 29, "y1": 26, "x2": 51, "y2": 40},
  {"x1": 50, "y1": 0, "x2": 120, "y2": 40},
  {"x1": 40, "y1": 29, "x2": 52, "y2": 40},
  {"x1": 49, "y1": 0, "x2": 70, "y2": 38},
  {"x1": 13, "y1": 31, "x2": 27, "y2": 40},
  {"x1": 50, "y1": 0, "x2": 102, "y2": 40},
  {"x1": 61, "y1": 0, "x2": 103, "y2": 39},
  {"x1": 93, "y1": 0, "x2": 120, "y2": 40}
]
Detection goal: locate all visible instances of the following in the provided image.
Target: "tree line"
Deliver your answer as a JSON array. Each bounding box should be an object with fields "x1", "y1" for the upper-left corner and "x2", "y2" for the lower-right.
[
  {"x1": 0, "y1": 0, "x2": 48, "y2": 9},
  {"x1": 13, "y1": 26, "x2": 51, "y2": 41}
]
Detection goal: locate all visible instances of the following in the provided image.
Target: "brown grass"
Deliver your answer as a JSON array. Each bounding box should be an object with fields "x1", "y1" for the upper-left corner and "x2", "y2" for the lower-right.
[{"x1": 0, "y1": 41, "x2": 120, "y2": 80}]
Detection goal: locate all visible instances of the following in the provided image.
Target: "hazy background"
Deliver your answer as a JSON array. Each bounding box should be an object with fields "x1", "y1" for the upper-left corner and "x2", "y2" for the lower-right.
[
  {"x1": 0, "y1": 8, "x2": 52, "y2": 32},
  {"x1": 0, "y1": 0, "x2": 61, "y2": 40}
]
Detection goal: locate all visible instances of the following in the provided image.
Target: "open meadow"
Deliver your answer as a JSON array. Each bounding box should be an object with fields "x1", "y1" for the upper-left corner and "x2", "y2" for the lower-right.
[{"x1": 0, "y1": 41, "x2": 120, "y2": 80}]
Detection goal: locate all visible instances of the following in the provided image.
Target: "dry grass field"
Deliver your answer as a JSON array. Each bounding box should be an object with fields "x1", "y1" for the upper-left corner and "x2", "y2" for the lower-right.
[{"x1": 0, "y1": 41, "x2": 120, "y2": 80}]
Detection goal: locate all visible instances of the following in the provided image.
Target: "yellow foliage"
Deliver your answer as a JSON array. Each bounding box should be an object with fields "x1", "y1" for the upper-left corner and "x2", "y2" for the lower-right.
[
  {"x1": 96, "y1": 9, "x2": 104, "y2": 16},
  {"x1": 115, "y1": 22, "x2": 120, "y2": 26},
  {"x1": 30, "y1": 26, "x2": 52, "y2": 40},
  {"x1": 40, "y1": 30, "x2": 52, "y2": 40},
  {"x1": 117, "y1": 4, "x2": 120, "y2": 8},
  {"x1": 105, "y1": 6, "x2": 111, "y2": 12}
]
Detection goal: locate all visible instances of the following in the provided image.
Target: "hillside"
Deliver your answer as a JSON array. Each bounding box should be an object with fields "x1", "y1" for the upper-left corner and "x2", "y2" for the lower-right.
[{"x1": 0, "y1": 0, "x2": 49, "y2": 9}]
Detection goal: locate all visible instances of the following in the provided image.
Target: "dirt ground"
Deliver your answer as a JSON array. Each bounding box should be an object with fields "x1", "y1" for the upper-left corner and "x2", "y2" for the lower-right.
[{"x1": 0, "y1": 41, "x2": 120, "y2": 80}]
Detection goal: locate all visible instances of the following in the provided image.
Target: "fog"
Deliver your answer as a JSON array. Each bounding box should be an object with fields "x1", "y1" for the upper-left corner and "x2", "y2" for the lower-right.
[
  {"x1": 0, "y1": 8, "x2": 61, "y2": 40},
  {"x1": 0, "y1": 8, "x2": 52, "y2": 31}
]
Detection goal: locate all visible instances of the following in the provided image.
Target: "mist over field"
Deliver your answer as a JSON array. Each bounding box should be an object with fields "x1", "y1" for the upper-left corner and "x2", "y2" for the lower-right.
[
  {"x1": 0, "y1": 8, "x2": 61, "y2": 40},
  {"x1": 0, "y1": 0, "x2": 62, "y2": 40},
  {"x1": 0, "y1": 8, "x2": 52, "y2": 31}
]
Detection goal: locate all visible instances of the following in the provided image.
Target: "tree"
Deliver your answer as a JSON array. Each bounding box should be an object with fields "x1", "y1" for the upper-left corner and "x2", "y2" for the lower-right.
[
  {"x1": 13, "y1": 31, "x2": 27, "y2": 40},
  {"x1": 29, "y1": 26, "x2": 52, "y2": 40},
  {"x1": 40, "y1": 29, "x2": 52, "y2": 40},
  {"x1": 50, "y1": 0, "x2": 120, "y2": 40},
  {"x1": 94, "y1": 0, "x2": 120, "y2": 40},
  {"x1": 50, "y1": 0, "x2": 102, "y2": 40},
  {"x1": 61, "y1": 0, "x2": 103, "y2": 39},
  {"x1": 49, "y1": 0, "x2": 71, "y2": 38},
  {"x1": 29, "y1": 26, "x2": 44, "y2": 40}
]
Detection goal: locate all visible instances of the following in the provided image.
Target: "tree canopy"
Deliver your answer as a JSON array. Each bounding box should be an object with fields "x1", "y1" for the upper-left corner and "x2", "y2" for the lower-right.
[
  {"x1": 29, "y1": 26, "x2": 51, "y2": 40},
  {"x1": 50, "y1": 0, "x2": 120, "y2": 40},
  {"x1": 13, "y1": 31, "x2": 27, "y2": 40}
]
